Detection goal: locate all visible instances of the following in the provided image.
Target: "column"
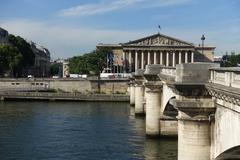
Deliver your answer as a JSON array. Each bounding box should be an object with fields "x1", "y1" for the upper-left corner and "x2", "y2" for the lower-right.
[
  {"x1": 128, "y1": 51, "x2": 132, "y2": 73},
  {"x1": 166, "y1": 51, "x2": 169, "y2": 66},
  {"x1": 191, "y1": 51, "x2": 194, "y2": 63},
  {"x1": 172, "y1": 51, "x2": 176, "y2": 67},
  {"x1": 160, "y1": 51, "x2": 163, "y2": 65},
  {"x1": 141, "y1": 51, "x2": 144, "y2": 69},
  {"x1": 135, "y1": 84, "x2": 145, "y2": 116},
  {"x1": 179, "y1": 51, "x2": 182, "y2": 64},
  {"x1": 148, "y1": 51, "x2": 151, "y2": 65},
  {"x1": 135, "y1": 51, "x2": 138, "y2": 70},
  {"x1": 154, "y1": 51, "x2": 157, "y2": 64},
  {"x1": 185, "y1": 51, "x2": 188, "y2": 63},
  {"x1": 123, "y1": 50, "x2": 126, "y2": 73},
  {"x1": 130, "y1": 83, "x2": 135, "y2": 106},
  {"x1": 145, "y1": 84, "x2": 162, "y2": 136}
]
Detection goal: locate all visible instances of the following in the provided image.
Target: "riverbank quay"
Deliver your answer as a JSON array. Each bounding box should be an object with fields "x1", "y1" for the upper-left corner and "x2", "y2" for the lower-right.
[
  {"x1": 0, "y1": 91, "x2": 129, "y2": 102},
  {"x1": 0, "y1": 78, "x2": 129, "y2": 94}
]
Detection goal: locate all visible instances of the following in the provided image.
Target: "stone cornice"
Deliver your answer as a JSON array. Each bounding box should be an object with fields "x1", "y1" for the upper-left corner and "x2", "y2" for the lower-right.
[
  {"x1": 167, "y1": 83, "x2": 210, "y2": 97},
  {"x1": 145, "y1": 81, "x2": 163, "y2": 91},
  {"x1": 206, "y1": 83, "x2": 240, "y2": 106},
  {"x1": 171, "y1": 99, "x2": 215, "y2": 120},
  {"x1": 122, "y1": 45, "x2": 195, "y2": 51}
]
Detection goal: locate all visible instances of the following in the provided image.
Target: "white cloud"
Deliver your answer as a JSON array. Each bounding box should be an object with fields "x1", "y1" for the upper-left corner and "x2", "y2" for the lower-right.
[
  {"x1": 0, "y1": 19, "x2": 148, "y2": 58},
  {"x1": 58, "y1": 0, "x2": 191, "y2": 17},
  {"x1": 1, "y1": 17, "x2": 239, "y2": 60}
]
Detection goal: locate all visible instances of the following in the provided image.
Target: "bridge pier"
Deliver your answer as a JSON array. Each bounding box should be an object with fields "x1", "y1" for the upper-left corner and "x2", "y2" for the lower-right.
[
  {"x1": 134, "y1": 84, "x2": 145, "y2": 116},
  {"x1": 129, "y1": 82, "x2": 135, "y2": 106},
  {"x1": 174, "y1": 99, "x2": 215, "y2": 160},
  {"x1": 145, "y1": 83, "x2": 162, "y2": 137},
  {"x1": 170, "y1": 63, "x2": 218, "y2": 160},
  {"x1": 133, "y1": 69, "x2": 145, "y2": 116}
]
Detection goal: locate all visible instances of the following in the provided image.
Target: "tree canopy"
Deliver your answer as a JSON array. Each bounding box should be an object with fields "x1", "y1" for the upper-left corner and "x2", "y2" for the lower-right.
[
  {"x1": 69, "y1": 47, "x2": 112, "y2": 75},
  {"x1": 50, "y1": 63, "x2": 61, "y2": 76},
  {"x1": 0, "y1": 34, "x2": 36, "y2": 77},
  {"x1": 0, "y1": 44, "x2": 22, "y2": 77},
  {"x1": 221, "y1": 54, "x2": 240, "y2": 67},
  {"x1": 8, "y1": 34, "x2": 35, "y2": 67}
]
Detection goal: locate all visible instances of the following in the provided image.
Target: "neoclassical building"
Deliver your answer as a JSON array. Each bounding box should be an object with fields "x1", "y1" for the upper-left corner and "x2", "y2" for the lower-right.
[{"x1": 97, "y1": 33, "x2": 215, "y2": 73}]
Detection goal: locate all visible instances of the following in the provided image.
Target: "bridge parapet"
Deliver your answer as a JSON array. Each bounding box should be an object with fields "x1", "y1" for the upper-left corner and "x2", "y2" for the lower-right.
[
  {"x1": 207, "y1": 67, "x2": 240, "y2": 159},
  {"x1": 210, "y1": 67, "x2": 240, "y2": 89},
  {"x1": 159, "y1": 66, "x2": 176, "y2": 82}
]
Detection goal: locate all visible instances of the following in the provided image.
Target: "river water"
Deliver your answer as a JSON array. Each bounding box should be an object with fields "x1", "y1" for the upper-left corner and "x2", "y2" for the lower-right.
[{"x1": 0, "y1": 101, "x2": 177, "y2": 160}]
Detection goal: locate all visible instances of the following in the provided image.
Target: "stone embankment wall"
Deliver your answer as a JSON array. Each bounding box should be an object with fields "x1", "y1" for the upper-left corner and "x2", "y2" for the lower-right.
[
  {"x1": 90, "y1": 79, "x2": 128, "y2": 94},
  {"x1": 0, "y1": 78, "x2": 129, "y2": 94},
  {"x1": 0, "y1": 92, "x2": 129, "y2": 102}
]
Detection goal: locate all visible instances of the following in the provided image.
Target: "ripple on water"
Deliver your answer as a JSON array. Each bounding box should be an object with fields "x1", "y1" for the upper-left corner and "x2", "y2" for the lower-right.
[{"x1": 0, "y1": 101, "x2": 177, "y2": 160}]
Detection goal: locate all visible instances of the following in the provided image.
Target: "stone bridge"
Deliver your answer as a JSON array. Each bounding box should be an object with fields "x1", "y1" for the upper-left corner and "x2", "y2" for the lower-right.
[{"x1": 129, "y1": 63, "x2": 240, "y2": 160}]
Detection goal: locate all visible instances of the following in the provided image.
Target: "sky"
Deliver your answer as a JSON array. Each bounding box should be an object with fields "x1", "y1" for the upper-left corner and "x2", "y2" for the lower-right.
[{"x1": 0, "y1": 0, "x2": 240, "y2": 59}]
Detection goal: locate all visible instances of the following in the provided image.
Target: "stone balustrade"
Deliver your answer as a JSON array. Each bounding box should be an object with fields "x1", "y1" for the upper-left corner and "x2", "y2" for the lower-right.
[{"x1": 210, "y1": 67, "x2": 240, "y2": 89}]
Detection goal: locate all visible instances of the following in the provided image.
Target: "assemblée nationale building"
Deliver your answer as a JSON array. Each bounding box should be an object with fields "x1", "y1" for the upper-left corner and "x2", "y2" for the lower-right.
[{"x1": 97, "y1": 33, "x2": 215, "y2": 73}]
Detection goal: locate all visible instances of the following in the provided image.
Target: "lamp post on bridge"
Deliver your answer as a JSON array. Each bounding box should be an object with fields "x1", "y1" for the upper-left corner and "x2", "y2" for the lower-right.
[{"x1": 201, "y1": 34, "x2": 205, "y2": 55}]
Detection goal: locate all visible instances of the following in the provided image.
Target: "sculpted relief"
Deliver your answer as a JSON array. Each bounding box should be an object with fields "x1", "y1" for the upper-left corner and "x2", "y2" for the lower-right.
[{"x1": 133, "y1": 36, "x2": 189, "y2": 46}]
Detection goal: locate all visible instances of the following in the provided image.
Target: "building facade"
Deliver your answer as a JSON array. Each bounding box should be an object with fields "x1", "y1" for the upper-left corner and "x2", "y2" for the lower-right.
[
  {"x1": 30, "y1": 42, "x2": 51, "y2": 77},
  {"x1": 0, "y1": 27, "x2": 8, "y2": 44},
  {"x1": 0, "y1": 27, "x2": 51, "y2": 77},
  {"x1": 97, "y1": 33, "x2": 215, "y2": 73}
]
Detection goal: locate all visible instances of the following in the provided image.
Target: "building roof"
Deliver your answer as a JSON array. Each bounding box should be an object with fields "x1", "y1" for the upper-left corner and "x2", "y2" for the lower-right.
[{"x1": 97, "y1": 32, "x2": 216, "y2": 50}]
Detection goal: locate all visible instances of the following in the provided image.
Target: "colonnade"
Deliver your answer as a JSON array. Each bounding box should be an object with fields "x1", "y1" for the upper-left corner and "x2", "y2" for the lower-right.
[{"x1": 123, "y1": 50, "x2": 194, "y2": 72}]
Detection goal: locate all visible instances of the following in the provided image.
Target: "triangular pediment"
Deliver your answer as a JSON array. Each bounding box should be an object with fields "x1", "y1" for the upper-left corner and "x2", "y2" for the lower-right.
[{"x1": 124, "y1": 33, "x2": 193, "y2": 46}]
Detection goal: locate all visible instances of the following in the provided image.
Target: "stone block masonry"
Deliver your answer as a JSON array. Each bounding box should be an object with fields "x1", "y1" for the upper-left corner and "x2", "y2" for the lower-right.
[{"x1": 0, "y1": 78, "x2": 129, "y2": 94}]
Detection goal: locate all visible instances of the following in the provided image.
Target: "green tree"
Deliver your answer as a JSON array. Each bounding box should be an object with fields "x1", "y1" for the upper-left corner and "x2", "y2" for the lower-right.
[
  {"x1": 50, "y1": 63, "x2": 60, "y2": 76},
  {"x1": 69, "y1": 47, "x2": 112, "y2": 75},
  {"x1": 8, "y1": 34, "x2": 35, "y2": 67},
  {"x1": 222, "y1": 54, "x2": 240, "y2": 67},
  {"x1": 0, "y1": 44, "x2": 22, "y2": 77}
]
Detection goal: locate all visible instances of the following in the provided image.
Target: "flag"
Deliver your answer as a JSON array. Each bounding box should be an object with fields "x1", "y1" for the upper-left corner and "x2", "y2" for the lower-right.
[{"x1": 158, "y1": 25, "x2": 162, "y2": 30}]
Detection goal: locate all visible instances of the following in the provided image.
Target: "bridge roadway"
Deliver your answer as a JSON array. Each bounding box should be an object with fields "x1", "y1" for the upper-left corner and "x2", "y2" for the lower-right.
[{"x1": 129, "y1": 63, "x2": 240, "y2": 160}]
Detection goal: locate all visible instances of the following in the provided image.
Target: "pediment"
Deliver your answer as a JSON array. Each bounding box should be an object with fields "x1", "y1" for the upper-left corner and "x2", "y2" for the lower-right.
[{"x1": 124, "y1": 33, "x2": 193, "y2": 46}]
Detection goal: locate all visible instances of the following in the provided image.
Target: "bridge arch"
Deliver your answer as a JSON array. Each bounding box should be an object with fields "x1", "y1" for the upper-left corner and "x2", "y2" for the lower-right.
[
  {"x1": 215, "y1": 145, "x2": 240, "y2": 160},
  {"x1": 163, "y1": 97, "x2": 178, "y2": 118},
  {"x1": 161, "y1": 82, "x2": 176, "y2": 114}
]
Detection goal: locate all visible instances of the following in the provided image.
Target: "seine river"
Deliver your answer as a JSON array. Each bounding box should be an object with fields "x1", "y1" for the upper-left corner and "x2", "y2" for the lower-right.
[{"x1": 0, "y1": 101, "x2": 177, "y2": 160}]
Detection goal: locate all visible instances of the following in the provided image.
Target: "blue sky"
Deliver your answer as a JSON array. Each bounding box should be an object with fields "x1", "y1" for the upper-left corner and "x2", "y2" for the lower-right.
[{"x1": 0, "y1": 0, "x2": 240, "y2": 58}]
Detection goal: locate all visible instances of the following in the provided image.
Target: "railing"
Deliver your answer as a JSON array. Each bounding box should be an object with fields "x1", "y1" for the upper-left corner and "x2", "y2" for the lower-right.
[{"x1": 210, "y1": 67, "x2": 240, "y2": 89}]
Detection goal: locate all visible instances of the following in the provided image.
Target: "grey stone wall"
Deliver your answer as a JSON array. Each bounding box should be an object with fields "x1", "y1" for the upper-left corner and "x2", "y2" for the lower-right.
[{"x1": 0, "y1": 78, "x2": 129, "y2": 94}]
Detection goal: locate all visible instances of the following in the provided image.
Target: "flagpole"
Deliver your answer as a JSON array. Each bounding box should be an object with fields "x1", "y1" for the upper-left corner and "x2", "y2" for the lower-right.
[{"x1": 107, "y1": 53, "x2": 109, "y2": 70}]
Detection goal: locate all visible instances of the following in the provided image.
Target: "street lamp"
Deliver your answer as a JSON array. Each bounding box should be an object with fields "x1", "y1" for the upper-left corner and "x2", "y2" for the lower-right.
[{"x1": 201, "y1": 34, "x2": 205, "y2": 55}]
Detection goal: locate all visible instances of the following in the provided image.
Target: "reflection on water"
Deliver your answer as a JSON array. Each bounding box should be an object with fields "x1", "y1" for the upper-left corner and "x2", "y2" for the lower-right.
[{"x1": 0, "y1": 101, "x2": 177, "y2": 160}]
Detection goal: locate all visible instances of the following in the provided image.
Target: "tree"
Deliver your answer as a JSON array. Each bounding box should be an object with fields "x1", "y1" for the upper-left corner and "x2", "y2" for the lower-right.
[
  {"x1": 68, "y1": 47, "x2": 112, "y2": 75},
  {"x1": 0, "y1": 44, "x2": 22, "y2": 77},
  {"x1": 8, "y1": 34, "x2": 35, "y2": 68},
  {"x1": 50, "y1": 63, "x2": 61, "y2": 76},
  {"x1": 221, "y1": 54, "x2": 240, "y2": 67}
]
